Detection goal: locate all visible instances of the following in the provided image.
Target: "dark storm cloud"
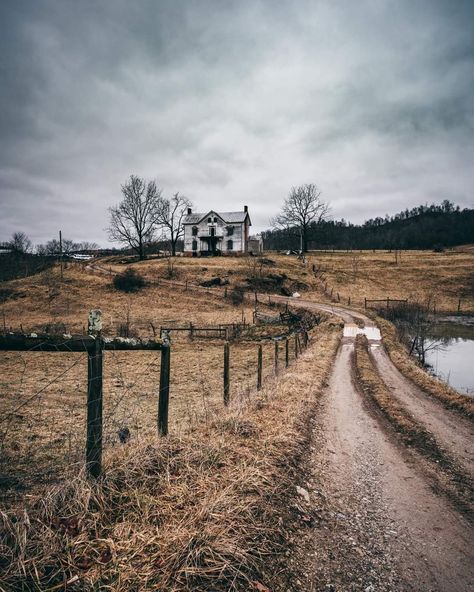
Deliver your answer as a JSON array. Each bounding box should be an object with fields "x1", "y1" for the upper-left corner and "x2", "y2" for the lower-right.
[{"x1": 1, "y1": 0, "x2": 473, "y2": 245}]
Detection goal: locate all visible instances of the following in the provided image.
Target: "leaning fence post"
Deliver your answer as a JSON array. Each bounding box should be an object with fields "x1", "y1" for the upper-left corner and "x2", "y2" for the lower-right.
[
  {"x1": 86, "y1": 310, "x2": 103, "y2": 479},
  {"x1": 257, "y1": 344, "x2": 263, "y2": 390},
  {"x1": 274, "y1": 340, "x2": 279, "y2": 374},
  {"x1": 223, "y1": 341, "x2": 230, "y2": 406},
  {"x1": 285, "y1": 338, "x2": 289, "y2": 367},
  {"x1": 158, "y1": 332, "x2": 171, "y2": 436}
]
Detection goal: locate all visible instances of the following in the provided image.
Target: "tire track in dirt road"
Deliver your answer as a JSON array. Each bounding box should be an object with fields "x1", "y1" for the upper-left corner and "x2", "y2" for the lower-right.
[
  {"x1": 285, "y1": 297, "x2": 474, "y2": 483},
  {"x1": 370, "y1": 342, "x2": 474, "y2": 477},
  {"x1": 301, "y1": 332, "x2": 474, "y2": 591}
]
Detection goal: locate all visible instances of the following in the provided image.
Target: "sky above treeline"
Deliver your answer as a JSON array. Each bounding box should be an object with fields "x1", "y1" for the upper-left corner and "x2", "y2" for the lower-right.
[{"x1": 1, "y1": 0, "x2": 473, "y2": 246}]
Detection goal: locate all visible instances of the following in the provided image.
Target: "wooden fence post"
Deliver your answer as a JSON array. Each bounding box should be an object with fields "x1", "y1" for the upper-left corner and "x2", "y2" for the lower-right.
[
  {"x1": 274, "y1": 340, "x2": 279, "y2": 374},
  {"x1": 458, "y1": 298, "x2": 461, "y2": 312},
  {"x1": 295, "y1": 334, "x2": 298, "y2": 358},
  {"x1": 257, "y1": 344, "x2": 263, "y2": 390},
  {"x1": 364, "y1": 298, "x2": 367, "y2": 309},
  {"x1": 189, "y1": 322, "x2": 194, "y2": 339},
  {"x1": 387, "y1": 297, "x2": 390, "y2": 309},
  {"x1": 86, "y1": 310, "x2": 103, "y2": 479},
  {"x1": 158, "y1": 335, "x2": 171, "y2": 436},
  {"x1": 223, "y1": 341, "x2": 230, "y2": 406},
  {"x1": 285, "y1": 338, "x2": 289, "y2": 367},
  {"x1": 348, "y1": 296, "x2": 351, "y2": 306}
]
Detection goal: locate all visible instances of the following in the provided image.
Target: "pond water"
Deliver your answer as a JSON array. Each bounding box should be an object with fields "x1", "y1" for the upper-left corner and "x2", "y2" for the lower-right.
[{"x1": 424, "y1": 316, "x2": 474, "y2": 396}]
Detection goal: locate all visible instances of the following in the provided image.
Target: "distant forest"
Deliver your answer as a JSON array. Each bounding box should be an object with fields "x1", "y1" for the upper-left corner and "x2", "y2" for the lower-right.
[{"x1": 262, "y1": 200, "x2": 474, "y2": 251}]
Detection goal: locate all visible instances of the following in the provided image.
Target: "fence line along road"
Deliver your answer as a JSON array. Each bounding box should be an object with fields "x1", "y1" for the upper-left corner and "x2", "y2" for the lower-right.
[{"x1": 0, "y1": 310, "x2": 170, "y2": 479}]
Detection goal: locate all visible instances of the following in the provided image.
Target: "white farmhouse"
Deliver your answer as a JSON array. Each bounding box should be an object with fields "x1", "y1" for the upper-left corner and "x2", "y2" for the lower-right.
[{"x1": 183, "y1": 206, "x2": 251, "y2": 256}]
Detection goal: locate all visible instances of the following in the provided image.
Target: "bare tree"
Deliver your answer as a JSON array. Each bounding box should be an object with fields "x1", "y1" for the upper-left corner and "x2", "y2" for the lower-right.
[
  {"x1": 108, "y1": 175, "x2": 162, "y2": 260},
  {"x1": 37, "y1": 237, "x2": 76, "y2": 255},
  {"x1": 156, "y1": 192, "x2": 192, "y2": 256},
  {"x1": 273, "y1": 184, "x2": 329, "y2": 252},
  {"x1": 9, "y1": 232, "x2": 32, "y2": 254}
]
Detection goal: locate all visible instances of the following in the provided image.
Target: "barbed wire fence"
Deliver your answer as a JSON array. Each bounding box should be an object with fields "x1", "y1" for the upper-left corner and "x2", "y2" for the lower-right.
[{"x1": 1, "y1": 286, "x2": 314, "y2": 505}]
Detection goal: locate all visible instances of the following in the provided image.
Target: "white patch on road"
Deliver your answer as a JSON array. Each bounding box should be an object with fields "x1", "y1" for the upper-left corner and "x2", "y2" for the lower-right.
[{"x1": 343, "y1": 323, "x2": 381, "y2": 341}]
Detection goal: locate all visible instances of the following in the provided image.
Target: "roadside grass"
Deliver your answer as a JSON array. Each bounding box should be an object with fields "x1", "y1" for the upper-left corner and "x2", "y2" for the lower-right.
[
  {"x1": 376, "y1": 317, "x2": 474, "y2": 419},
  {"x1": 0, "y1": 321, "x2": 341, "y2": 591}
]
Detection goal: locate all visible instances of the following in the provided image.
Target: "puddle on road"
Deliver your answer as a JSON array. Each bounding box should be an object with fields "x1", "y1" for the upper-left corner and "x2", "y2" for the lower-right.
[{"x1": 343, "y1": 323, "x2": 381, "y2": 341}]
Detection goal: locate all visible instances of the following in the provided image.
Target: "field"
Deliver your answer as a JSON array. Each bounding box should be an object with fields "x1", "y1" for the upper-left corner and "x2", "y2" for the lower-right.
[
  {"x1": 306, "y1": 248, "x2": 474, "y2": 312},
  {"x1": 1, "y1": 249, "x2": 473, "y2": 590},
  {"x1": 0, "y1": 264, "x2": 311, "y2": 506},
  {"x1": 1, "y1": 247, "x2": 472, "y2": 505},
  {"x1": 100, "y1": 247, "x2": 474, "y2": 313}
]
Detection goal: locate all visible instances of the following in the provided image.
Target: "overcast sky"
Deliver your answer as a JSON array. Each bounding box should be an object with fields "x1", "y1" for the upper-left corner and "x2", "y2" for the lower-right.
[{"x1": 1, "y1": 0, "x2": 473, "y2": 246}]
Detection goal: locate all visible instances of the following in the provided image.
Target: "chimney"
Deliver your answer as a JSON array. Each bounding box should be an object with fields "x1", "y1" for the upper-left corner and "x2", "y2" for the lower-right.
[
  {"x1": 244, "y1": 205, "x2": 248, "y2": 212},
  {"x1": 187, "y1": 207, "x2": 192, "y2": 214}
]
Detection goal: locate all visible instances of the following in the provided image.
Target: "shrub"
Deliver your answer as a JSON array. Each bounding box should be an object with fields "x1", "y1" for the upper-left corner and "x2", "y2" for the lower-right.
[
  {"x1": 113, "y1": 268, "x2": 145, "y2": 292},
  {"x1": 230, "y1": 286, "x2": 245, "y2": 305}
]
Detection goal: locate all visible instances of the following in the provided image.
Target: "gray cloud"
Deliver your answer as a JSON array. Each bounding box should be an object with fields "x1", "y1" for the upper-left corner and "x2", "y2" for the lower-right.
[{"x1": 1, "y1": 0, "x2": 473, "y2": 246}]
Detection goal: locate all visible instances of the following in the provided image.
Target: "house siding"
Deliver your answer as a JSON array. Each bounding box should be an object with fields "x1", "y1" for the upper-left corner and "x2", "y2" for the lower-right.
[{"x1": 183, "y1": 210, "x2": 250, "y2": 255}]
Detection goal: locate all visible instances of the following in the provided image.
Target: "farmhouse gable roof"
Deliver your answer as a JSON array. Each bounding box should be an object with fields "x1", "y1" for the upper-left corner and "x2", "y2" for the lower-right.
[{"x1": 183, "y1": 210, "x2": 251, "y2": 226}]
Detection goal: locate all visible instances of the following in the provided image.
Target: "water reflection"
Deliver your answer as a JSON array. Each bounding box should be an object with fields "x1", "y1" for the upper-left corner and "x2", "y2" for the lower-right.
[{"x1": 424, "y1": 319, "x2": 474, "y2": 395}]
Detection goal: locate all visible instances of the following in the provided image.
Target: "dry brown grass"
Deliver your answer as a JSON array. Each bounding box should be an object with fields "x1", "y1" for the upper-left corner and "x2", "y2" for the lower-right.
[
  {"x1": 376, "y1": 317, "x2": 474, "y2": 419},
  {"x1": 99, "y1": 248, "x2": 474, "y2": 314},
  {"x1": 304, "y1": 249, "x2": 474, "y2": 312},
  {"x1": 0, "y1": 321, "x2": 341, "y2": 591},
  {"x1": 0, "y1": 266, "x2": 313, "y2": 507}
]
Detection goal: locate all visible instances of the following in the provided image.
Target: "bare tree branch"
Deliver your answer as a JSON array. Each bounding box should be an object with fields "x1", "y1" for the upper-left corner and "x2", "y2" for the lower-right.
[
  {"x1": 156, "y1": 192, "x2": 192, "y2": 256},
  {"x1": 272, "y1": 184, "x2": 329, "y2": 252},
  {"x1": 108, "y1": 175, "x2": 162, "y2": 260}
]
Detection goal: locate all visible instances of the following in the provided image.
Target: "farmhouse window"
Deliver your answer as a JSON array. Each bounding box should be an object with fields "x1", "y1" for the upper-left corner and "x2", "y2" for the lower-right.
[
  {"x1": 192, "y1": 240, "x2": 198, "y2": 251},
  {"x1": 207, "y1": 217, "x2": 212, "y2": 223},
  {"x1": 227, "y1": 240, "x2": 233, "y2": 251},
  {"x1": 226, "y1": 226, "x2": 234, "y2": 236},
  {"x1": 192, "y1": 226, "x2": 198, "y2": 236}
]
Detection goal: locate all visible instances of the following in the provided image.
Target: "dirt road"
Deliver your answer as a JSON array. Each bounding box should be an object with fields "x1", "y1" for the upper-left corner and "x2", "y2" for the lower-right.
[
  {"x1": 370, "y1": 342, "x2": 474, "y2": 477},
  {"x1": 285, "y1": 298, "x2": 474, "y2": 591}
]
